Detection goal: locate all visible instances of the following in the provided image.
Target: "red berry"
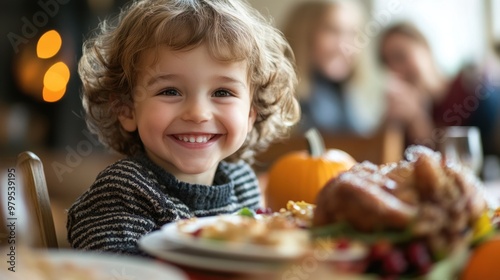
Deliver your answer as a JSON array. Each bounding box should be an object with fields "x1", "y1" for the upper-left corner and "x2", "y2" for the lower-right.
[
  {"x1": 382, "y1": 249, "x2": 408, "y2": 275},
  {"x1": 256, "y1": 207, "x2": 273, "y2": 215},
  {"x1": 406, "y1": 242, "x2": 432, "y2": 274},
  {"x1": 335, "y1": 238, "x2": 350, "y2": 250},
  {"x1": 370, "y1": 240, "x2": 392, "y2": 261},
  {"x1": 191, "y1": 228, "x2": 203, "y2": 238}
]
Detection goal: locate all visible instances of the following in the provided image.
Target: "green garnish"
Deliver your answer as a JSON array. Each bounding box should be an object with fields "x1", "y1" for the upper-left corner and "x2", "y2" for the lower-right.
[{"x1": 238, "y1": 207, "x2": 256, "y2": 218}]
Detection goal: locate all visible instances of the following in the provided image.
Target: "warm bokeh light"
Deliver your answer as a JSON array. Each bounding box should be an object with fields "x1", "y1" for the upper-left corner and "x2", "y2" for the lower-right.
[
  {"x1": 37, "y1": 30, "x2": 62, "y2": 59},
  {"x1": 43, "y1": 62, "x2": 70, "y2": 92},
  {"x1": 15, "y1": 55, "x2": 44, "y2": 96},
  {"x1": 43, "y1": 86, "x2": 66, "y2": 102}
]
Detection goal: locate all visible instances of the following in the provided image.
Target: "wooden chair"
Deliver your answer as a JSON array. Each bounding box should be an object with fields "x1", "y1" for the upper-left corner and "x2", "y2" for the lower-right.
[{"x1": 16, "y1": 151, "x2": 58, "y2": 249}]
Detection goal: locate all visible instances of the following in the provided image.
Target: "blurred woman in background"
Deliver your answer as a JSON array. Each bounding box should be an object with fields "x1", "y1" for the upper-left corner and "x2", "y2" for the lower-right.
[
  {"x1": 283, "y1": 0, "x2": 383, "y2": 135},
  {"x1": 379, "y1": 22, "x2": 500, "y2": 156}
]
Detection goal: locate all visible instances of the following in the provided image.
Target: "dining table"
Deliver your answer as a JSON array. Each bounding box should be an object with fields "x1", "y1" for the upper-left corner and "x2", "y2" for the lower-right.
[
  {"x1": 11, "y1": 180, "x2": 498, "y2": 280},
  {"x1": 144, "y1": 179, "x2": 500, "y2": 280}
]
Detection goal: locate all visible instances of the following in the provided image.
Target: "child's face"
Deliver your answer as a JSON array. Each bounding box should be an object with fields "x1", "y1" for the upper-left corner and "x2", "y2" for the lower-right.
[{"x1": 119, "y1": 44, "x2": 256, "y2": 184}]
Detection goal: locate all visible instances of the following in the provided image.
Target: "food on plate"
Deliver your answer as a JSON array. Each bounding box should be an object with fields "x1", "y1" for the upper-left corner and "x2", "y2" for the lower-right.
[
  {"x1": 472, "y1": 211, "x2": 495, "y2": 244},
  {"x1": 278, "y1": 200, "x2": 316, "y2": 228},
  {"x1": 266, "y1": 128, "x2": 356, "y2": 211},
  {"x1": 312, "y1": 145, "x2": 489, "y2": 277},
  {"x1": 491, "y1": 207, "x2": 500, "y2": 228},
  {"x1": 180, "y1": 215, "x2": 297, "y2": 244},
  {"x1": 176, "y1": 208, "x2": 310, "y2": 256},
  {"x1": 237, "y1": 207, "x2": 257, "y2": 218}
]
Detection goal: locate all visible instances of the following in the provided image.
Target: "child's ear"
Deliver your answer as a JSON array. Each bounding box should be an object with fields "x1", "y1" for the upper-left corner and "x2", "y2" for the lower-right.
[
  {"x1": 247, "y1": 106, "x2": 257, "y2": 133},
  {"x1": 118, "y1": 105, "x2": 137, "y2": 132}
]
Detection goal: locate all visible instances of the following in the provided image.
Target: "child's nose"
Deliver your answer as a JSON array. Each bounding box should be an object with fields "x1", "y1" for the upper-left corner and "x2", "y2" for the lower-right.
[{"x1": 181, "y1": 97, "x2": 212, "y2": 123}]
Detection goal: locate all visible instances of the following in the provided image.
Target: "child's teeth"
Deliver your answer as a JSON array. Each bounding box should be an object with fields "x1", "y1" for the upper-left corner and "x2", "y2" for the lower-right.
[{"x1": 176, "y1": 135, "x2": 212, "y2": 143}]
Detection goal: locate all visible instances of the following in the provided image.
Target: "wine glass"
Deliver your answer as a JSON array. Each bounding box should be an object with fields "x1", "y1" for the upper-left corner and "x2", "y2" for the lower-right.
[{"x1": 438, "y1": 126, "x2": 483, "y2": 175}]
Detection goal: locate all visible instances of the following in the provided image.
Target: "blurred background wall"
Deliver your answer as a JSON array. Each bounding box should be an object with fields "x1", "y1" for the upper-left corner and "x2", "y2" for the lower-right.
[{"x1": 250, "y1": 0, "x2": 496, "y2": 76}]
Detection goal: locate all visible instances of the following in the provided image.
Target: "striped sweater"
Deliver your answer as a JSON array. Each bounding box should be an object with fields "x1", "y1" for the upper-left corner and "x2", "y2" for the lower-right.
[{"x1": 66, "y1": 153, "x2": 261, "y2": 255}]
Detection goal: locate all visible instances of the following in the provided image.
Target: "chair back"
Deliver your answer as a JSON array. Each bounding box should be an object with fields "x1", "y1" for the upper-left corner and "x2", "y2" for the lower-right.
[
  {"x1": 16, "y1": 151, "x2": 58, "y2": 249},
  {"x1": 254, "y1": 124, "x2": 404, "y2": 172}
]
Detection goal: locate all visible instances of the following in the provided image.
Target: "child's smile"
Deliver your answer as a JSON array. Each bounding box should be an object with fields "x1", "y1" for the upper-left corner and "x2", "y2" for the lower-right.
[
  {"x1": 118, "y1": 44, "x2": 256, "y2": 185},
  {"x1": 171, "y1": 133, "x2": 220, "y2": 146}
]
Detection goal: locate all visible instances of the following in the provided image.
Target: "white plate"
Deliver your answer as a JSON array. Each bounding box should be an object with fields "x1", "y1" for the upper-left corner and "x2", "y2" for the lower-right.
[
  {"x1": 139, "y1": 230, "x2": 288, "y2": 274},
  {"x1": 2, "y1": 249, "x2": 187, "y2": 280},
  {"x1": 159, "y1": 215, "x2": 309, "y2": 260}
]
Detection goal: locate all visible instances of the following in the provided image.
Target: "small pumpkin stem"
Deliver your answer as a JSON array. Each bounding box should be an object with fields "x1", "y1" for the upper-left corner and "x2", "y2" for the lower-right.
[{"x1": 305, "y1": 128, "x2": 325, "y2": 157}]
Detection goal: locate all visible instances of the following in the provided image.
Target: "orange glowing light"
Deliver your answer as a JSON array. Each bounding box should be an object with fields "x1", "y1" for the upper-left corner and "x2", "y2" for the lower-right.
[
  {"x1": 37, "y1": 30, "x2": 62, "y2": 59},
  {"x1": 43, "y1": 86, "x2": 66, "y2": 102},
  {"x1": 43, "y1": 62, "x2": 70, "y2": 92}
]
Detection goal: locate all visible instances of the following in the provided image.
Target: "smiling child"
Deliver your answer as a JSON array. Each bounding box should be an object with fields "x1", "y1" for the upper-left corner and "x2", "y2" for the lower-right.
[{"x1": 66, "y1": 0, "x2": 299, "y2": 254}]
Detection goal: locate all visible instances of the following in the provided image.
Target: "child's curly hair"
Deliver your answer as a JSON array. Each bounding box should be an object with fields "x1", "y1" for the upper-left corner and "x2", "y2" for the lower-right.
[{"x1": 79, "y1": 0, "x2": 299, "y2": 162}]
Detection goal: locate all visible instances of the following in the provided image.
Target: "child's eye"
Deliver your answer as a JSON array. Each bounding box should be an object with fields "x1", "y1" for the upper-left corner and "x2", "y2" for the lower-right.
[
  {"x1": 158, "y1": 88, "x2": 180, "y2": 96},
  {"x1": 212, "y1": 90, "x2": 233, "y2": 97}
]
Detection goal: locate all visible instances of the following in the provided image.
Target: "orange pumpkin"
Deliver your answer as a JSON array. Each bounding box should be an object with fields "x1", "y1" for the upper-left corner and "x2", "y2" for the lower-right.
[
  {"x1": 265, "y1": 129, "x2": 356, "y2": 211},
  {"x1": 460, "y1": 237, "x2": 500, "y2": 280}
]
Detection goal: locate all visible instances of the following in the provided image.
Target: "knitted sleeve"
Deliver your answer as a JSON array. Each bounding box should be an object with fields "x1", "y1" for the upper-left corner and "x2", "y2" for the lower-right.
[
  {"x1": 66, "y1": 159, "x2": 179, "y2": 255},
  {"x1": 225, "y1": 160, "x2": 262, "y2": 210}
]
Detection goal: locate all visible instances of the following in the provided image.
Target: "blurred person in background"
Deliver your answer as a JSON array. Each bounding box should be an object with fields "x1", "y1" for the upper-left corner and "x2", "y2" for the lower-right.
[
  {"x1": 379, "y1": 22, "x2": 500, "y2": 156},
  {"x1": 283, "y1": 0, "x2": 384, "y2": 136}
]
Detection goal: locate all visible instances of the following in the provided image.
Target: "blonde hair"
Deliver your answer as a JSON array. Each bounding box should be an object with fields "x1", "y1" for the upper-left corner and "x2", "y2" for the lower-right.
[
  {"x1": 283, "y1": 0, "x2": 376, "y2": 100},
  {"x1": 79, "y1": 0, "x2": 300, "y2": 162},
  {"x1": 282, "y1": 0, "x2": 384, "y2": 134}
]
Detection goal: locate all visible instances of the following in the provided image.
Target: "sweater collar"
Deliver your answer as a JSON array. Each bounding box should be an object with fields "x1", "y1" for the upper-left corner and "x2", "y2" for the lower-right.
[{"x1": 133, "y1": 153, "x2": 234, "y2": 211}]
